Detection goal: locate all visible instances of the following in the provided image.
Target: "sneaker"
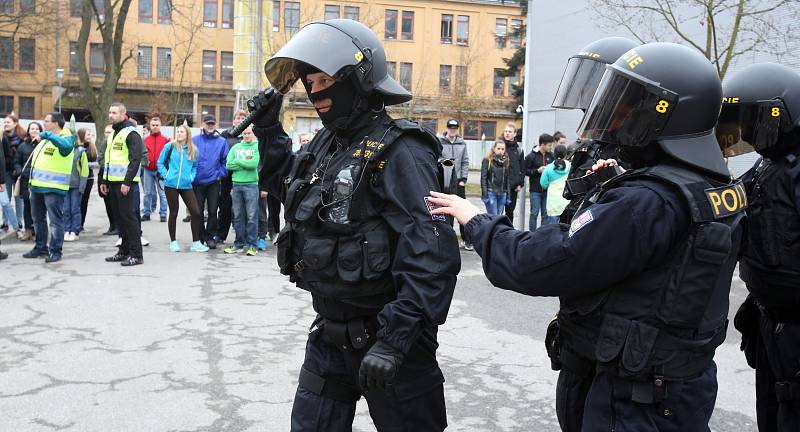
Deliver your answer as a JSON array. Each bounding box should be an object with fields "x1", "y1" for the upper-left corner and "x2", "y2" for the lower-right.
[
  {"x1": 206, "y1": 238, "x2": 217, "y2": 250},
  {"x1": 141, "y1": 237, "x2": 150, "y2": 246},
  {"x1": 268, "y1": 232, "x2": 278, "y2": 243},
  {"x1": 459, "y1": 240, "x2": 466, "y2": 249},
  {"x1": 102, "y1": 227, "x2": 119, "y2": 236},
  {"x1": 246, "y1": 247, "x2": 257, "y2": 256},
  {"x1": 72, "y1": 233, "x2": 79, "y2": 241},
  {"x1": 0, "y1": 250, "x2": 8, "y2": 260},
  {"x1": 1, "y1": 224, "x2": 8, "y2": 232},
  {"x1": 182, "y1": 216, "x2": 191, "y2": 223},
  {"x1": 141, "y1": 214, "x2": 151, "y2": 221},
  {"x1": 464, "y1": 242, "x2": 474, "y2": 251},
  {"x1": 160, "y1": 215, "x2": 167, "y2": 223},
  {"x1": 16, "y1": 230, "x2": 25, "y2": 240},
  {"x1": 45, "y1": 253, "x2": 62, "y2": 263},
  {"x1": 64, "y1": 232, "x2": 73, "y2": 242},
  {"x1": 120, "y1": 256, "x2": 144, "y2": 267},
  {"x1": 169, "y1": 241, "x2": 180, "y2": 252},
  {"x1": 105, "y1": 253, "x2": 128, "y2": 262},
  {"x1": 190, "y1": 241, "x2": 209, "y2": 252},
  {"x1": 23, "y1": 248, "x2": 48, "y2": 258},
  {"x1": 257, "y1": 238, "x2": 267, "y2": 251},
  {"x1": 223, "y1": 246, "x2": 244, "y2": 254},
  {"x1": 115, "y1": 238, "x2": 122, "y2": 247}
]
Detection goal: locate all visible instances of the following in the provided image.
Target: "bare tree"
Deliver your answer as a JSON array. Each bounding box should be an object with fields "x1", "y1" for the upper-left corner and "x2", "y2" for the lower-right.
[{"x1": 589, "y1": 0, "x2": 800, "y2": 78}]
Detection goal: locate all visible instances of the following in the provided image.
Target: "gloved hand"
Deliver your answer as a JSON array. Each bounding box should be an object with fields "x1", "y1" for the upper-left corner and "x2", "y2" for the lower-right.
[
  {"x1": 247, "y1": 89, "x2": 284, "y2": 128},
  {"x1": 358, "y1": 341, "x2": 404, "y2": 393}
]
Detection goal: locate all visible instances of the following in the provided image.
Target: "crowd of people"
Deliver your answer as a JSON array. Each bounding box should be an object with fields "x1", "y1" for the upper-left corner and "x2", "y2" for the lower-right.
[{"x1": 0, "y1": 106, "x2": 286, "y2": 264}]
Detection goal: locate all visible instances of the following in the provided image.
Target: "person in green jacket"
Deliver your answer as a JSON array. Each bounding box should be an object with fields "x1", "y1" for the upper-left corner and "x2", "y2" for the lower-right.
[{"x1": 224, "y1": 125, "x2": 260, "y2": 256}]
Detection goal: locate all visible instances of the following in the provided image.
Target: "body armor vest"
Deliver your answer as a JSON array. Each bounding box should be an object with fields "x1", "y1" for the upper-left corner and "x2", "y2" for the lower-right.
[
  {"x1": 559, "y1": 164, "x2": 745, "y2": 381},
  {"x1": 276, "y1": 117, "x2": 441, "y2": 314},
  {"x1": 739, "y1": 150, "x2": 800, "y2": 312}
]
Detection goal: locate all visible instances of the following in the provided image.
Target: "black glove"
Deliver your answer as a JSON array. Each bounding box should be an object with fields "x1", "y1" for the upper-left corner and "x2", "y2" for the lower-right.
[
  {"x1": 247, "y1": 89, "x2": 283, "y2": 128},
  {"x1": 358, "y1": 341, "x2": 405, "y2": 393}
]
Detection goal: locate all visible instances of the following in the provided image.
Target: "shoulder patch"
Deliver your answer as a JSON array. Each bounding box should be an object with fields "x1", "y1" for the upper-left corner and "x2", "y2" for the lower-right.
[
  {"x1": 424, "y1": 196, "x2": 447, "y2": 222},
  {"x1": 568, "y1": 209, "x2": 594, "y2": 237},
  {"x1": 704, "y1": 180, "x2": 747, "y2": 219}
]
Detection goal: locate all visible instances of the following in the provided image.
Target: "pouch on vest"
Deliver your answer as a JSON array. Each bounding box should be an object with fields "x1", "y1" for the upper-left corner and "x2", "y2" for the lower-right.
[
  {"x1": 337, "y1": 234, "x2": 364, "y2": 283},
  {"x1": 595, "y1": 314, "x2": 659, "y2": 379},
  {"x1": 276, "y1": 226, "x2": 298, "y2": 277},
  {"x1": 294, "y1": 185, "x2": 321, "y2": 222},
  {"x1": 658, "y1": 222, "x2": 732, "y2": 329},
  {"x1": 363, "y1": 230, "x2": 391, "y2": 280},
  {"x1": 301, "y1": 237, "x2": 337, "y2": 280}
]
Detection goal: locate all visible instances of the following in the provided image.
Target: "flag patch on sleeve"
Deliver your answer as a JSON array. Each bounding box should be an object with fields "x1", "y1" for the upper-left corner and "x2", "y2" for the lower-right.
[
  {"x1": 568, "y1": 209, "x2": 594, "y2": 237},
  {"x1": 424, "y1": 196, "x2": 447, "y2": 222}
]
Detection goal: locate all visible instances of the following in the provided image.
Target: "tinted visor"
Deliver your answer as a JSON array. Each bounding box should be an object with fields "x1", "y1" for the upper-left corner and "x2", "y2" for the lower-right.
[
  {"x1": 716, "y1": 100, "x2": 790, "y2": 156},
  {"x1": 553, "y1": 57, "x2": 608, "y2": 110},
  {"x1": 577, "y1": 69, "x2": 678, "y2": 147}
]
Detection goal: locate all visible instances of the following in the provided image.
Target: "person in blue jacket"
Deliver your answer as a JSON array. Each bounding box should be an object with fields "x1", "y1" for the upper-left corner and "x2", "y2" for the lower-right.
[
  {"x1": 158, "y1": 124, "x2": 207, "y2": 252},
  {"x1": 192, "y1": 114, "x2": 228, "y2": 249}
]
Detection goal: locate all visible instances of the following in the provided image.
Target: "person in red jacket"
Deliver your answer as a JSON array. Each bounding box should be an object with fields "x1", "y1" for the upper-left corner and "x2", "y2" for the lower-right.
[{"x1": 142, "y1": 116, "x2": 169, "y2": 222}]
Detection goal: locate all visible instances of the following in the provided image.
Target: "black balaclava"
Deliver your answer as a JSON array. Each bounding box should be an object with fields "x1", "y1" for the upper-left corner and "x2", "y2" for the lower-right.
[
  {"x1": 617, "y1": 142, "x2": 665, "y2": 170},
  {"x1": 304, "y1": 70, "x2": 374, "y2": 136}
]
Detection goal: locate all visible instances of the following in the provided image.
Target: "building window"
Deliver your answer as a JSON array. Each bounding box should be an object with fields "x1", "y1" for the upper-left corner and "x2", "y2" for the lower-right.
[
  {"x1": 137, "y1": 46, "x2": 152, "y2": 78},
  {"x1": 344, "y1": 6, "x2": 358, "y2": 21},
  {"x1": 69, "y1": 41, "x2": 80, "y2": 74},
  {"x1": 19, "y1": 38, "x2": 35, "y2": 71},
  {"x1": 401, "y1": 10, "x2": 414, "y2": 40},
  {"x1": 0, "y1": 37, "x2": 13, "y2": 70},
  {"x1": 19, "y1": 96, "x2": 34, "y2": 119},
  {"x1": 324, "y1": 4, "x2": 339, "y2": 20},
  {"x1": 158, "y1": 0, "x2": 172, "y2": 24},
  {"x1": 69, "y1": 0, "x2": 81, "y2": 16},
  {"x1": 457, "y1": 15, "x2": 469, "y2": 45},
  {"x1": 221, "y1": 51, "x2": 233, "y2": 82},
  {"x1": 0, "y1": 0, "x2": 12, "y2": 13},
  {"x1": 157, "y1": 47, "x2": 171, "y2": 79},
  {"x1": 202, "y1": 50, "x2": 216, "y2": 81},
  {"x1": 386, "y1": 61, "x2": 396, "y2": 80},
  {"x1": 464, "y1": 121, "x2": 496, "y2": 141},
  {"x1": 284, "y1": 1, "x2": 299, "y2": 34},
  {"x1": 0, "y1": 96, "x2": 13, "y2": 114},
  {"x1": 139, "y1": 0, "x2": 152, "y2": 23},
  {"x1": 221, "y1": 0, "x2": 233, "y2": 28},
  {"x1": 510, "y1": 19, "x2": 522, "y2": 49},
  {"x1": 219, "y1": 106, "x2": 233, "y2": 128},
  {"x1": 201, "y1": 105, "x2": 216, "y2": 119},
  {"x1": 20, "y1": 0, "x2": 34, "y2": 14},
  {"x1": 385, "y1": 9, "x2": 397, "y2": 40},
  {"x1": 89, "y1": 43, "x2": 104, "y2": 74},
  {"x1": 440, "y1": 14, "x2": 453, "y2": 44},
  {"x1": 203, "y1": 0, "x2": 217, "y2": 27},
  {"x1": 493, "y1": 69, "x2": 506, "y2": 96},
  {"x1": 399, "y1": 62, "x2": 412, "y2": 91},
  {"x1": 455, "y1": 65, "x2": 467, "y2": 89},
  {"x1": 511, "y1": 71, "x2": 521, "y2": 90},
  {"x1": 495, "y1": 18, "x2": 507, "y2": 49},
  {"x1": 439, "y1": 64, "x2": 451, "y2": 93},
  {"x1": 272, "y1": 0, "x2": 280, "y2": 31}
]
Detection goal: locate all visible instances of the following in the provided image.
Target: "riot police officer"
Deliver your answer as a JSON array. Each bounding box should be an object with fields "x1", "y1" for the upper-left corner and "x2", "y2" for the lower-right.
[
  {"x1": 551, "y1": 37, "x2": 638, "y2": 223},
  {"x1": 721, "y1": 63, "x2": 800, "y2": 431},
  {"x1": 429, "y1": 42, "x2": 745, "y2": 430},
  {"x1": 248, "y1": 19, "x2": 461, "y2": 431}
]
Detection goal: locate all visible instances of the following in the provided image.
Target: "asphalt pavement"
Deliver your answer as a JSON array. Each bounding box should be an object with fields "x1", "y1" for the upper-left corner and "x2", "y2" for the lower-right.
[{"x1": 0, "y1": 194, "x2": 757, "y2": 431}]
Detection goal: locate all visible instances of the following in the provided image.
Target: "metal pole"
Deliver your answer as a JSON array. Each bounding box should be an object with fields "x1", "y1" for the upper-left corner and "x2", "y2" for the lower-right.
[{"x1": 518, "y1": 2, "x2": 535, "y2": 231}]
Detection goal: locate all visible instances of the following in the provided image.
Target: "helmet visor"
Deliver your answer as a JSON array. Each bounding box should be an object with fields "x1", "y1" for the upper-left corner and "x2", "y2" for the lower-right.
[
  {"x1": 552, "y1": 57, "x2": 607, "y2": 110},
  {"x1": 716, "y1": 100, "x2": 790, "y2": 156},
  {"x1": 577, "y1": 69, "x2": 678, "y2": 147}
]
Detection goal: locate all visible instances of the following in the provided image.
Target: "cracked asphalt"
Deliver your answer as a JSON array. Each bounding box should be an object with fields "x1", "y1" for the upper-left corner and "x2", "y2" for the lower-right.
[{"x1": 0, "y1": 197, "x2": 757, "y2": 431}]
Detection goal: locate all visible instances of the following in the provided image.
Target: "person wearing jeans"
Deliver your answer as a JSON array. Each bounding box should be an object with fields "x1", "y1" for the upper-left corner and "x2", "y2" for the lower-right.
[
  {"x1": 224, "y1": 126, "x2": 260, "y2": 256},
  {"x1": 192, "y1": 114, "x2": 228, "y2": 249},
  {"x1": 62, "y1": 144, "x2": 88, "y2": 241},
  {"x1": 524, "y1": 133, "x2": 555, "y2": 230},
  {"x1": 480, "y1": 141, "x2": 510, "y2": 216},
  {"x1": 142, "y1": 117, "x2": 169, "y2": 222}
]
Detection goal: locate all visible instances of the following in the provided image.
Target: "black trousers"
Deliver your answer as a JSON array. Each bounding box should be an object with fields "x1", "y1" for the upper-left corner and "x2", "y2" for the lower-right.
[
  {"x1": 80, "y1": 177, "x2": 94, "y2": 230},
  {"x1": 193, "y1": 180, "x2": 220, "y2": 242},
  {"x1": 102, "y1": 190, "x2": 115, "y2": 230},
  {"x1": 444, "y1": 185, "x2": 468, "y2": 243},
  {"x1": 258, "y1": 195, "x2": 268, "y2": 239},
  {"x1": 109, "y1": 183, "x2": 142, "y2": 259},
  {"x1": 504, "y1": 188, "x2": 519, "y2": 223},
  {"x1": 218, "y1": 175, "x2": 233, "y2": 241},
  {"x1": 267, "y1": 193, "x2": 281, "y2": 234},
  {"x1": 291, "y1": 321, "x2": 447, "y2": 431},
  {"x1": 755, "y1": 315, "x2": 800, "y2": 432}
]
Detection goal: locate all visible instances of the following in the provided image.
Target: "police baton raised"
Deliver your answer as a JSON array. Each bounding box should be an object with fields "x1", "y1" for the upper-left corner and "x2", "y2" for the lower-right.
[{"x1": 220, "y1": 87, "x2": 277, "y2": 139}]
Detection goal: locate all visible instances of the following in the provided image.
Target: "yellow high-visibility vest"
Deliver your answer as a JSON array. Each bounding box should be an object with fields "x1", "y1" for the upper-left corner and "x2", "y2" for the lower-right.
[
  {"x1": 104, "y1": 126, "x2": 140, "y2": 183},
  {"x1": 29, "y1": 129, "x2": 74, "y2": 191}
]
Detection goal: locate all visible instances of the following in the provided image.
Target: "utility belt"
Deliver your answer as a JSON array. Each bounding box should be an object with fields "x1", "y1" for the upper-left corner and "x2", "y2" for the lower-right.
[{"x1": 757, "y1": 302, "x2": 800, "y2": 324}]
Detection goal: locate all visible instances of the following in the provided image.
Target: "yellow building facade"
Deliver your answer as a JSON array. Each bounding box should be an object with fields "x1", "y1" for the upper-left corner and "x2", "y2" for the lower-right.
[{"x1": 0, "y1": 0, "x2": 522, "y2": 135}]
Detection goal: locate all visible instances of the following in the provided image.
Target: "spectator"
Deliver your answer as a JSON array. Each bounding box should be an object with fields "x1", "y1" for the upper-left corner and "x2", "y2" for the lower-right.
[
  {"x1": 98, "y1": 124, "x2": 117, "y2": 236},
  {"x1": 62, "y1": 132, "x2": 89, "y2": 241},
  {"x1": 4, "y1": 113, "x2": 25, "y2": 231},
  {"x1": 0, "y1": 135, "x2": 7, "y2": 260},
  {"x1": 224, "y1": 125, "x2": 260, "y2": 256},
  {"x1": 439, "y1": 118, "x2": 471, "y2": 250},
  {"x1": 141, "y1": 117, "x2": 169, "y2": 222},
  {"x1": 298, "y1": 133, "x2": 310, "y2": 148},
  {"x1": 77, "y1": 128, "x2": 98, "y2": 233},
  {"x1": 553, "y1": 131, "x2": 567, "y2": 147},
  {"x1": 501, "y1": 122, "x2": 524, "y2": 223},
  {"x1": 539, "y1": 144, "x2": 571, "y2": 225},
  {"x1": 157, "y1": 124, "x2": 206, "y2": 252},
  {"x1": 24, "y1": 112, "x2": 75, "y2": 263},
  {"x1": 192, "y1": 114, "x2": 228, "y2": 249},
  {"x1": 13, "y1": 121, "x2": 41, "y2": 241},
  {"x1": 218, "y1": 109, "x2": 247, "y2": 244},
  {"x1": 0, "y1": 131, "x2": 19, "y2": 235},
  {"x1": 481, "y1": 141, "x2": 510, "y2": 216},
  {"x1": 525, "y1": 133, "x2": 555, "y2": 230}
]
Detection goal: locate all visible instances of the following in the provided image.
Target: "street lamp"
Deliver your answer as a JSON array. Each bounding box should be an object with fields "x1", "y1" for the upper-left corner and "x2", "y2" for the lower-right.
[{"x1": 55, "y1": 68, "x2": 64, "y2": 113}]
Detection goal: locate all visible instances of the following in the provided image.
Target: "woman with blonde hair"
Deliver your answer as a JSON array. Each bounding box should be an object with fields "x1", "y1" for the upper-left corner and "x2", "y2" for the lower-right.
[{"x1": 157, "y1": 124, "x2": 207, "y2": 252}]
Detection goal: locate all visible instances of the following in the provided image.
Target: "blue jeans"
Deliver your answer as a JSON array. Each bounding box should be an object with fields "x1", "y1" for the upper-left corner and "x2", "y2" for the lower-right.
[
  {"x1": 483, "y1": 192, "x2": 507, "y2": 216},
  {"x1": 528, "y1": 191, "x2": 548, "y2": 231},
  {"x1": 1, "y1": 173, "x2": 19, "y2": 229},
  {"x1": 232, "y1": 184, "x2": 259, "y2": 248},
  {"x1": 142, "y1": 168, "x2": 167, "y2": 218},
  {"x1": 30, "y1": 191, "x2": 65, "y2": 255},
  {"x1": 62, "y1": 188, "x2": 82, "y2": 233}
]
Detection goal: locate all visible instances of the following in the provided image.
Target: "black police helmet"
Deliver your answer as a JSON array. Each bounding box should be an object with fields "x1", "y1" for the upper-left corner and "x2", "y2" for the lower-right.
[
  {"x1": 553, "y1": 37, "x2": 639, "y2": 110},
  {"x1": 717, "y1": 63, "x2": 800, "y2": 157},
  {"x1": 264, "y1": 19, "x2": 411, "y2": 106},
  {"x1": 578, "y1": 42, "x2": 729, "y2": 177}
]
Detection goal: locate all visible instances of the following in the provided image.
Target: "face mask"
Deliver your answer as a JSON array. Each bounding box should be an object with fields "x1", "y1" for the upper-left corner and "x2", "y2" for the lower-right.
[{"x1": 308, "y1": 80, "x2": 357, "y2": 131}]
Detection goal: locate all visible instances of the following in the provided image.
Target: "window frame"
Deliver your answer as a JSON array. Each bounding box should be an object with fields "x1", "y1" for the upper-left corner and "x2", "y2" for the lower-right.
[
  {"x1": 399, "y1": 62, "x2": 413, "y2": 91},
  {"x1": 137, "y1": 45, "x2": 153, "y2": 78},
  {"x1": 401, "y1": 10, "x2": 414, "y2": 40},
  {"x1": 19, "y1": 38, "x2": 35, "y2": 71},
  {"x1": 202, "y1": 50, "x2": 217, "y2": 81},
  {"x1": 69, "y1": 0, "x2": 81, "y2": 17},
  {"x1": 493, "y1": 68, "x2": 506, "y2": 97},
  {"x1": 201, "y1": 105, "x2": 217, "y2": 120},
  {"x1": 0, "y1": 96, "x2": 13, "y2": 115},
  {"x1": 272, "y1": 0, "x2": 280, "y2": 32},
  {"x1": 510, "y1": 19, "x2": 522, "y2": 49},
  {"x1": 0, "y1": 0, "x2": 13, "y2": 13},
  {"x1": 324, "y1": 4, "x2": 339, "y2": 21},
  {"x1": 0, "y1": 36, "x2": 13, "y2": 70},
  {"x1": 89, "y1": 42, "x2": 105, "y2": 75},
  {"x1": 463, "y1": 121, "x2": 496, "y2": 141},
  {"x1": 284, "y1": 1, "x2": 300, "y2": 34},
  {"x1": 219, "y1": 106, "x2": 234, "y2": 128},
  {"x1": 69, "y1": 41, "x2": 80, "y2": 74},
  {"x1": 440, "y1": 14, "x2": 453, "y2": 44},
  {"x1": 158, "y1": 0, "x2": 172, "y2": 24},
  {"x1": 439, "y1": 64, "x2": 452, "y2": 94},
  {"x1": 221, "y1": 0, "x2": 233, "y2": 29},
  {"x1": 19, "y1": 96, "x2": 35, "y2": 119},
  {"x1": 456, "y1": 15, "x2": 469, "y2": 46},
  {"x1": 220, "y1": 51, "x2": 233, "y2": 82},
  {"x1": 156, "y1": 47, "x2": 171, "y2": 79},
  {"x1": 139, "y1": 0, "x2": 153, "y2": 23},
  {"x1": 385, "y1": 9, "x2": 398, "y2": 40},
  {"x1": 386, "y1": 61, "x2": 397, "y2": 80},
  {"x1": 203, "y1": 0, "x2": 217, "y2": 28},
  {"x1": 495, "y1": 18, "x2": 507, "y2": 49},
  {"x1": 20, "y1": 0, "x2": 35, "y2": 14},
  {"x1": 344, "y1": 5, "x2": 359, "y2": 21}
]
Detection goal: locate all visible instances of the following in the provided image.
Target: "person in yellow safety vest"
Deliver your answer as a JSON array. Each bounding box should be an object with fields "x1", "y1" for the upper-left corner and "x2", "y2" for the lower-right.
[
  {"x1": 22, "y1": 112, "x2": 75, "y2": 263},
  {"x1": 99, "y1": 103, "x2": 145, "y2": 267}
]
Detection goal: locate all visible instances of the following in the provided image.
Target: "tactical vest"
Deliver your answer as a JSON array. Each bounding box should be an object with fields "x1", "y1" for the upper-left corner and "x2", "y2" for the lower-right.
[
  {"x1": 559, "y1": 164, "x2": 745, "y2": 381},
  {"x1": 275, "y1": 117, "x2": 442, "y2": 313},
  {"x1": 29, "y1": 129, "x2": 75, "y2": 191},
  {"x1": 739, "y1": 151, "x2": 800, "y2": 311},
  {"x1": 104, "y1": 126, "x2": 140, "y2": 183}
]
